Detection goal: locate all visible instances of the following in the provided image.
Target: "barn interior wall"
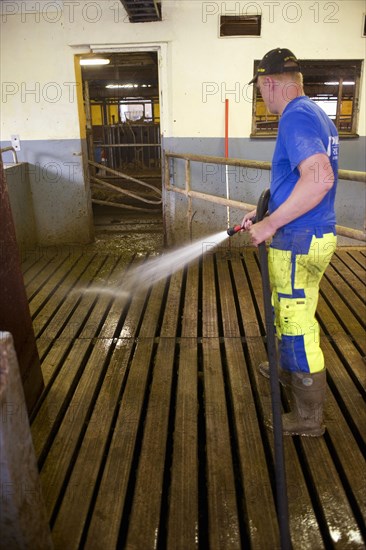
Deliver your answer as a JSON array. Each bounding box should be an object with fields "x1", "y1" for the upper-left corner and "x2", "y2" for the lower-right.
[{"x1": 0, "y1": 1, "x2": 365, "y2": 245}]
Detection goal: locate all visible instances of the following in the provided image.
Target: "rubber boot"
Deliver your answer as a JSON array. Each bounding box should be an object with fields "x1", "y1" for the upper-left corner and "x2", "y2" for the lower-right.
[
  {"x1": 281, "y1": 370, "x2": 327, "y2": 437},
  {"x1": 258, "y1": 361, "x2": 291, "y2": 387}
]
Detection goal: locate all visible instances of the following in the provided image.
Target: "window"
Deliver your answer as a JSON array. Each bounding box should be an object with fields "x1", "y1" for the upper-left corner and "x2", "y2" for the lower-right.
[
  {"x1": 220, "y1": 15, "x2": 261, "y2": 37},
  {"x1": 120, "y1": 101, "x2": 153, "y2": 122},
  {"x1": 251, "y1": 60, "x2": 362, "y2": 137}
]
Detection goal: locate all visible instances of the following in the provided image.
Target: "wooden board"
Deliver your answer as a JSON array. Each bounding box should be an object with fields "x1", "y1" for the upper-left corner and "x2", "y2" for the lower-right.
[
  {"x1": 50, "y1": 340, "x2": 135, "y2": 549},
  {"x1": 167, "y1": 338, "x2": 199, "y2": 550},
  {"x1": 83, "y1": 338, "x2": 155, "y2": 549}
]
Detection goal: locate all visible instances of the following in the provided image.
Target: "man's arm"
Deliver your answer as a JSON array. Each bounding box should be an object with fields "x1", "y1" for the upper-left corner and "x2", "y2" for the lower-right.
[{"x1": 249, "y1": 152, "x2": 335, "y2": 246}]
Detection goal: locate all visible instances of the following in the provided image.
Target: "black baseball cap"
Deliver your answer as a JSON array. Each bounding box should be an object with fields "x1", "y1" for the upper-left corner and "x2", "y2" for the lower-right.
[{"x1": 249, "y1": 48, "x2": 300, "y2": 84}]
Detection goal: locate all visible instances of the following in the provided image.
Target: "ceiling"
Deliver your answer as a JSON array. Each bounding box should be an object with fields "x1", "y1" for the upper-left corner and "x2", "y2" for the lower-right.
[{"x1": 81, "y1": 52, "x2": 159, "y2": 101}]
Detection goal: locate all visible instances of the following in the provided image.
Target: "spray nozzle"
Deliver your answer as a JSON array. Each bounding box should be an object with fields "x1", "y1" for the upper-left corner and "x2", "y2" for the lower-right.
[{"x1": 227, "y1": 224, "x2": 242, "y2": 237}]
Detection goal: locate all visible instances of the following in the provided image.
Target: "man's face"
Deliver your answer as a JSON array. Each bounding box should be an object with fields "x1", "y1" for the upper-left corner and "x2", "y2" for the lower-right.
[{"x1": 257, "y1": 76, "x2": 279, "y2": 115}]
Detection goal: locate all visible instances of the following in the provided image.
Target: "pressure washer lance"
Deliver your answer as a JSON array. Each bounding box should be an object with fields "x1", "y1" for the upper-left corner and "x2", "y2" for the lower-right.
[
  {"x1": 227, "y1": 224, "x2": 243, "y2": 236},
  {"x1": 227, "y1": 218, "x2": 257, "y2": 236}
]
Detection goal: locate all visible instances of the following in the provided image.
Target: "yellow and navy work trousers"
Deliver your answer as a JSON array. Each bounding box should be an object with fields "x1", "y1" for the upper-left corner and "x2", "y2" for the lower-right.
[{"x1": 268, "y1": 227, "x2": 337, "y2": 374}]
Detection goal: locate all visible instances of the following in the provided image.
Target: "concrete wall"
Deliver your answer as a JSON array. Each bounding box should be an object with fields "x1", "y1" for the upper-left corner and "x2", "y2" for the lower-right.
[
  {"x1": 5, "y1": 154, "x2": 93, "y2": 251},
  {"x1": 2, "y1": 141, "x2": 93, "y2": 246},
  {"x1": 0, "y1": 1, "x2": 365, "y2": 245},
  {"x1": 4, "y1": 163, "x2": 38, "y2": 250}
]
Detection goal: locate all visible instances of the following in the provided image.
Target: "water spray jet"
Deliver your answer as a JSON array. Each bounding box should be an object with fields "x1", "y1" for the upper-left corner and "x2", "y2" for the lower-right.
[{"x1": 79, "y1": 230, "x2": 230, "y2": 299}]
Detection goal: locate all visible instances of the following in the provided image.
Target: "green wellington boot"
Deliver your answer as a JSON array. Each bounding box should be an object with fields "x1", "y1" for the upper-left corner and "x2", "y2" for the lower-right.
[{"x1": 281, "y1": 370, "x2": 327, "y2": 437}]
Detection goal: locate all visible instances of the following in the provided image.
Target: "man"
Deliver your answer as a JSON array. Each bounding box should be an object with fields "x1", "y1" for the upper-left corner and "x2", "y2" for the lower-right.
[{"x1": 242, "y1": 48, "x2": 339, "y2": 437}]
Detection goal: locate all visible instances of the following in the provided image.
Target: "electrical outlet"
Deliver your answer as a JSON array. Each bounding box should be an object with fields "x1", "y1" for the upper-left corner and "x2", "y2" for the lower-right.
[{"x1": 11, "y1": 135, "x2": 21, "y2": 151}]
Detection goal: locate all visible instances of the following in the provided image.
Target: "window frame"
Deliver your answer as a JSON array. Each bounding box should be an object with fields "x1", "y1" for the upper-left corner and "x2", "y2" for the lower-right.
[{"x1": 250, "y1": 59, "x2": 363, "y2": 138}]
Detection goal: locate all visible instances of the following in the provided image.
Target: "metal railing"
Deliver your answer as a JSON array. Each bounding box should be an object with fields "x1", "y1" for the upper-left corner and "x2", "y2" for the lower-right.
[
  {"x1": 88, "y1": 159, "x2": 162, "y2": 213},
  {"x1": 164, "y1": 152, "x2": 366, "y2": 242},
  {"x1": 1, "y1": 146, "x2": 19, "y2": 164},
  {"x1": 97, "y1": 122, "x2": 161, "y2": 170}
]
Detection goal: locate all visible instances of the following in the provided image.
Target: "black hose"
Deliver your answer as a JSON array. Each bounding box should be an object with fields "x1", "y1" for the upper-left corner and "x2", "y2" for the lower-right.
[{"x1": 256, "y1": 189, "x2": 292, "y2": 550}]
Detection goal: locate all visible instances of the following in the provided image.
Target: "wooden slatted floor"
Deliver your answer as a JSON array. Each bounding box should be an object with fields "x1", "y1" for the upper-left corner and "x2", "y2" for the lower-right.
[{"x1": 23, "y1": 243, "x2": 366, "y2": 550}]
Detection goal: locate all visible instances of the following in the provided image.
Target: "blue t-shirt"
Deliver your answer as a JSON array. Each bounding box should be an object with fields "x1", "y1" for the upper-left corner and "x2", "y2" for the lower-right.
[{"x1": 269, "y1": 96, "x2": 339, "y2": 229}]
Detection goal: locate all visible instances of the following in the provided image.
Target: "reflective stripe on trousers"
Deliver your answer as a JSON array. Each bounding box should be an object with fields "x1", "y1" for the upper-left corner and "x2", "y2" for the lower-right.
[{"x1": 268, "y1": 227, "x2": 337, "y2": 374}]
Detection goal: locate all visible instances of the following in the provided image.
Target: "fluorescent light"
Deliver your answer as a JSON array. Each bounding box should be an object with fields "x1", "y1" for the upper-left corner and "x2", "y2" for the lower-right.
[
  {"x1": 106, "y1": 84, "x2": 138, "y2": 89},
  {"x1": 105, "y1": 83, "x2": 153, "y2": 89},
  {"x1": 325, "y1": 81, "x2": 355, "y2": 86},
  {"x1": 80, "y1": 58, "x2": 110, "y2": 66}
]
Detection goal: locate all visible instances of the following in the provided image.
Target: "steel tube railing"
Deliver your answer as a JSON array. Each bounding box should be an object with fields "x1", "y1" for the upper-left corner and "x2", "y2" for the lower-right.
[
  {"x1": 1, "y1": 146, "x2": 19, "y2": 164},
  {"x1": 166, "y1": 151, "x2": 366, "y2": 184},
  {"x1": 165, "y1": 152, "x2": 366, "y2": 242}
]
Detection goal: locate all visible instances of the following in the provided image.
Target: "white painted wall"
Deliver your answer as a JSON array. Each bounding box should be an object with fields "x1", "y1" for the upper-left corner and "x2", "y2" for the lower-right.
[
  {"x1": 1, "y1": 12, "x2": 81, "y2": 139},
  {"x1": 1, "y1": 0, "x2": 365, "y2": 142}
]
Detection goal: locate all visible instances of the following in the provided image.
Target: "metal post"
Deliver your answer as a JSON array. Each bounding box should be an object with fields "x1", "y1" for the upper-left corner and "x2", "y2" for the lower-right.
[
  {"x1": 336, "y1": 78, "x2": 343, "y2": 130},
  {"x1": 185, "y1": 159, "x2": 193, "y2": 239},
  {"x1": 225, "y1": 99, "x2": 230, "y2": 229}
]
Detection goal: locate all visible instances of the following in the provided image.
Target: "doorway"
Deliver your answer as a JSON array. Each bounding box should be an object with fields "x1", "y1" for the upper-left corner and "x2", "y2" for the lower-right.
[{"x1": 79, "y1": 50, "x2": 163, "y2": 239}]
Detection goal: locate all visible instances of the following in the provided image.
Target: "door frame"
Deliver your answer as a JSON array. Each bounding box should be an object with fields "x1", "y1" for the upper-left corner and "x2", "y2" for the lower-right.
[
  {"x1": 72, "y1": 42, "x2": 168, "y2": 224},
  {"x1": 89, "y1": 42, "x2": 169, "y2": 138}
]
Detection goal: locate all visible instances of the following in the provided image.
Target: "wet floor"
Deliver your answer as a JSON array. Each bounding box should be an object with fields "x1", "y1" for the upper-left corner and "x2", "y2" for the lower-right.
[
  {"x1": 90, "y1": 204, "x2": 164, "y2": 258},
  {"x1": 25, "y1": 206, "x2": 366, "y2": 549}
]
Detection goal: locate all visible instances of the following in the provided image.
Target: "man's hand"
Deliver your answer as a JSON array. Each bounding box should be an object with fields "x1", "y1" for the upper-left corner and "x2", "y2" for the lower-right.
[
  {"x1": 241, "y1": 209, "x2": 257, "y2": 230},
  {"x1": 248, "y1": 216, "x2": 277, "y2": 246},
  {"x1": 241, "y1": 208, "x2": 276, "y2": 246}
]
